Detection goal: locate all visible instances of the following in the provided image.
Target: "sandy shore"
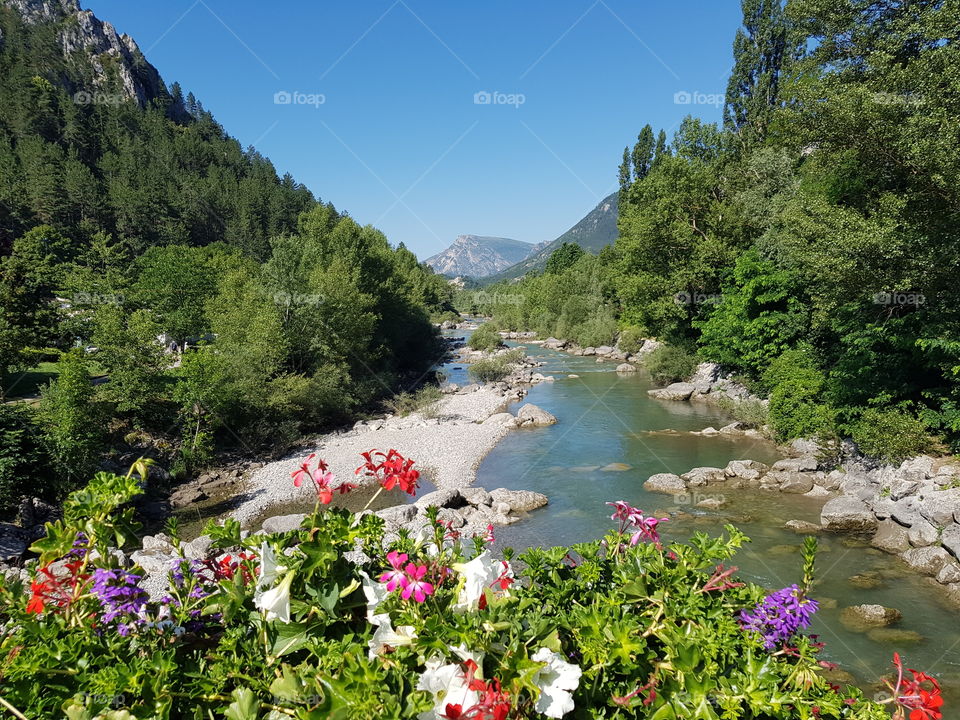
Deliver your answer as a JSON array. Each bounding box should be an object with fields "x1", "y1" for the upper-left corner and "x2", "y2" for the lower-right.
[{"x1": 231, "y1": 385, "x2": 519, "y2": 527}]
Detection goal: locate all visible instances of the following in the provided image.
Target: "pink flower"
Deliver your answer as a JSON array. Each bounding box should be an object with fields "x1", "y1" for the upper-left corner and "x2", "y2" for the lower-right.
[
  {"x1": 400, "y1": 563, "x2": 434, "y2": 603},
  {"x1": 630, "y1": 514, "x2": 668, "y2": 546},
  {"x1": 379, "y1": 551, "x2": 409, "y2": 592},
  {"x1": 292, "y1": 454, "x2": 355, "y2": 504}
]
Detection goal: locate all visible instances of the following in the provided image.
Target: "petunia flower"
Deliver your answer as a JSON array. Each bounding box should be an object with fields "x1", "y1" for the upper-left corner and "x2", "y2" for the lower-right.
[
  {"x1": 255, "y1": 571, "x2": 294, "y2": 623},
  {"x1": 368, "y1": 615, "x2": 418, "y2": 658},
  {"x1": 452, "y1": 551, "x2": 513, "y2": 612},
  {"x1": 531, "y1": 647, "x2": 583, "y2": 718},
  {"x1": 256, "y1": 542, "x2": 285, "y2": 589},
  {"x1": 359, "y1": 570, "x2": 389, "y2": 623},
  {"x1": 417, "y1": 657, "x2": 480, "y2": 720}
]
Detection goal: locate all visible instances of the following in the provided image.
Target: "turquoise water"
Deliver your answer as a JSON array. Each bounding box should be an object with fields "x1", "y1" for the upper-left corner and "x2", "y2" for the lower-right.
[{"x1": 471, "y1": 339, "x2": 960, "y2": 699}]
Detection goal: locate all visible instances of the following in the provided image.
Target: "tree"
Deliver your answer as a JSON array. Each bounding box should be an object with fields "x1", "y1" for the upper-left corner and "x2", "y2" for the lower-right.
[
  {"x1": 618, "y1": 146, "x2": 632, "y2": 196},
  {"x1": 38, "y1": 349, "x2": 103, "y2": 492},
  {"x1": 545, "y1": 242, "x2": 586, "y2": 275},
  {"x1": 631, "y1": 125, "x2": 655, "y2": 181}
]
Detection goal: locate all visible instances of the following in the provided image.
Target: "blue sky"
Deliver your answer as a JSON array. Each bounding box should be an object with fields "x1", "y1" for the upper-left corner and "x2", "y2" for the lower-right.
[{"x1": 84, "y1": 1, "x2": 741, "y2": 259}]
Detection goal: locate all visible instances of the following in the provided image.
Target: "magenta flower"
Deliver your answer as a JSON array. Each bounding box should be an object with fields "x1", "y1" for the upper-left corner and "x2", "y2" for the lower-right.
[
  {"x1": 630, "y1": 514, "x2": 668, "y2": 546},
  {"x1": 379, "y1": 551, "x2": 409, "y2": 592},
  {"x1": 400, "y1": 563, "x2": 434, "y2": 603}
]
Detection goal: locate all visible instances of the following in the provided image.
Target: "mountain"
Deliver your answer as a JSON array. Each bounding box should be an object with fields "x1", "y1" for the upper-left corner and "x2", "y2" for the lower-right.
[
  {"x1": 483, "y1": 192, "x2": 618, "y2": 284},
  {"x1": 424, "y1": 235, "x2": 538, "y2": 278}
]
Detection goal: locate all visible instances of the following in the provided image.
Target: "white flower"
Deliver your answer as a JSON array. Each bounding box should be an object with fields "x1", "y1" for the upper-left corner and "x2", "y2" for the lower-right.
[
  {"x1": 531, "y1": 647, "x2": 582, "y2": 718},
  {"x1": 256, "y1": 541, "x2": 286, "y2": 589},
  {"x1": 255, "y1": 571, "x2": 293, "y2": 623},
  {"x1": 367, "y1": 615, "x2": 417, "y2": 658},
  {"x1": 416, "y1": 657, "x2": 478, "y2": 720},
  {"x1": 452, "y1": 551, "x2": 512, "y2": 612},
  {"x1": 449, "y1": 643, "x2": 484, "y2": 667},
  {"x1": 359, "y1": 570, "x2": 389, "y2": 624}
]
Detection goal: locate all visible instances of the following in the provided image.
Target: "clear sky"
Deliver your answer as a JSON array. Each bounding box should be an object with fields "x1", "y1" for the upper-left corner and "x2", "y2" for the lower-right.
[{"x1": 83, "y1": 1, "x2": 741, "y2": 259}]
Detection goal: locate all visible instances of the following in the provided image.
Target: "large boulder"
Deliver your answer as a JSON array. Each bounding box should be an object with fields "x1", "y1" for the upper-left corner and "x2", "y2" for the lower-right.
[
  {"x1": 489, "y1": 488, "x2": 548, "y2": 513},
  {"x1": 616, "y1": 363, "x2": 637, "y2": 373},
  {"x1": 516, "y1": 404, "x2": 557, "y2": 427},
  {"x1": 902, "y1": 546, "x2": 952, "y2": 576},
  {"x1": 908, "y1": 518, "x2": 940, "y2": 547},
  {"x1": 482, "y1": 412, "x2": 517, "y2": 427},
  {"x1": 820, "y1": 496, "x2": 878, "y2": 533},
  {"x1": 779, "y1": 473, "x2": 816, "y2": 494},
  {"x1": 839, "y1": 604, "x2": 903, "y2": 631},
  {"x1": 681, "y1": 467, "x2": 726, "y2": 486},
  {"x1": 0, "y1": 523, "x2": 28, "y2": 562},
  {"x1": 772, "y1": 457, "x2": 818, "y2": 472},
  {"x1": 647, "y1": 383, "x2": 696, "y2": 401},
  {"x1": 415, "y1": 489, "x2": 466, "y2": 510},
  {"x1": 375, "y1": 504, "x2": 418, "y2": 532},
  {"x1": 261, "y1": 514, "x2": 307, "y2": 534},
  {"x1": 644, "y1": 473, "x2": 686, "y2": 494},
  {"x1": 919, "y1": 489, "x2": 960, "y2": 526},
  {"x1": 940, "y1": 524, "x2": 960, "y2": 558},
  {"x1": 871, "y1": 520, "x2": 911, "y2": 554},
  {"x1": 724, "y1": 459, "x2": 768, "y2": 481}
]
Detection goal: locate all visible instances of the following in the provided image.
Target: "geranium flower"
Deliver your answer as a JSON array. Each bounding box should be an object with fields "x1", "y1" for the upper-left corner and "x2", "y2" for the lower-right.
[
  {"x1": 531, "y1": 647, "x2": 582, "y2": 718},
  {"x1": 292, "y1": 453, "x2": 354, "y2": 504},
  {"x1": 379, "y1": 551, "x2": 409, "y2": 592},
  {"x1": 400, "y1": 563, "x2": 434, "y2": 603},
  {"x1": 890, "y1": 653, "x2": 944, "y2": 720},
  {"x1": 606, "y1": 501, "x2": 668, "y2": 547},
  {"x1": 255, "y1": 571, "x2": 294, "y2": 623},
  {"x1": 356, "y1": 449, "x2": 421, "y2": 496}
]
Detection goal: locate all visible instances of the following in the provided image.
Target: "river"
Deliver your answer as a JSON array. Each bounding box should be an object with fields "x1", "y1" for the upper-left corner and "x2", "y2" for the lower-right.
[{"x1": 459, "y1": 336, "x2": 960, "y2": 700}]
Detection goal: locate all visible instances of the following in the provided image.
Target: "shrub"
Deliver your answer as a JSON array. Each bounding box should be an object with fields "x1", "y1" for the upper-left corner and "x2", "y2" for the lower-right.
[
  {"x1": 468, "y1": 355, "x2": 513, "y2": 383},
  {"x1": 849, "y1": 407, "x2": 932, "y2": 463},
  {"x1": 0, "y1": 460, "x2": 909, "y2": 718},
  {"x1": 763, "y1": 350, "x2": 836, "y2": 441},
  {"x1": 616, "y1": 325, "x2": 647, "y2": 354},
  {"x1": 467, "y1": 323, "x2": 503, "y2": 352},
  {"x1": 715, "y1": 394, "x2": 770, "y2": 429},
  {"x1": 645, "y1": 345, "x2": 698, "y2": 386},
  {"x1": 0, "y1": 404, "x2": 52, "y2": 517},
  {"x1": 386, "y1": 384, "x2": 443, "y2": 417},
  {"x1": 571, "y1": 312, "x2": 618, "y2": 348}
]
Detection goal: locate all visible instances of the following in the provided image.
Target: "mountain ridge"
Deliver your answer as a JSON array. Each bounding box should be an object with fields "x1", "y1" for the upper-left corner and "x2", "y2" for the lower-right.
[{"x1": 424, "y1": 234, "x2": 536, "y2": 278}]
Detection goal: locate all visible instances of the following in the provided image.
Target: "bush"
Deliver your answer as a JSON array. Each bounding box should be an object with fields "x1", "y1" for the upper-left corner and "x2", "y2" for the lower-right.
[
  {"x1": 0, "y1": 404, "x2": 52, "y2": 517},
  {"x1": 763, "y1": 350, "x2": 836, "y2": 441},
  {"x1": 616, "y1": 325, "x2": 647, "y2": 354},
  {"x1": 386, "y1": 385, "x2": 443, "y2": 417},
  {"x1": 849, "y1": 407, "x2": 932, "y2": 463},
  {"x1": 0, "y1": 460, "x2": 905, "y2": 718},
  {"x1": 645, "y1": 345, "x2": 698, "y2": 386},
  {"x1": 467, "y1": 323, "x2": 503, "y2": 352},
  {"x1": 715, "y1": 394, "x2": 770, "y2": 429},
  {"x1": 571, "y1": 312, "x2": 618, "y2": 348},
  {"x1": 468, "y1": 350, "x2": 522, "y2": 383}
]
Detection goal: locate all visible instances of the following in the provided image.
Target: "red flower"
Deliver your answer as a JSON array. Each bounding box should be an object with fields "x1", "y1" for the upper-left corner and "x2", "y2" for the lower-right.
[
  {"x1": 355, "y1": 449, "x2": 420, "y2": 496},
  {"x1": 26, "y1": 580, "x2": 48, "y2": 614},
  {"x1": 890, "y1": 653, "x2": 944, "y2": 720},
  {"x1": 292, "y1": 454, "x2": 354, "y2": 504}
]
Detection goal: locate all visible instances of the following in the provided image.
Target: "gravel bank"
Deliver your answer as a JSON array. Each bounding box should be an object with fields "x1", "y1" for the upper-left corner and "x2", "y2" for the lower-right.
[{"x1": 231, "y1": 385, "x2": 519, "y2": 527}]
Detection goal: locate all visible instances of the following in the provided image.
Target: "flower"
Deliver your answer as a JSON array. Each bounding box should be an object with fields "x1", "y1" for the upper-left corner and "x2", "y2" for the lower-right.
[
  {"x1": 356, "y1": 449, "x2": 421, "y2": 496},
  {"x1": 91, "y1": 569, "x2": 148, "y2": 625},
  {"x1": 417, "y1": 658, "x2": 479, "y2": 720},
  {"x1": 452, "y1": 551, "x2": 513, "y2": 612},
  {"x1": 368, "y1": 615, "x2": 417, "y2": 658},
  {"x1": 359, "y1": 570, "x2": 389, "y2": 622},
  {"x1": 606, "y1": 501, "x2": 667, "y2": 546},
  {"x1": 531, "y1": 647, "x2": 582, "y2": 718},
  {"x1": 739, "y1": 584, "x2": 819, "y2": 650},
  {"x1": 400, "y1": 563, "x2": 434, "y2": 603},
  {"x1": 379, "y1": 551, "x2": 409, "y2": 592},
  {"x1": 256, "y1": 542, "x2": 285, "y2": 589},
  {"x1": 890, "y1": 653, "x2": 944, "y2": 720},
  {"x1": 292, "y1": 453, "x2": 354, "y2": 504},
  {"x1": 255, "y1": 571, "x2": 293, "y2": 623}
]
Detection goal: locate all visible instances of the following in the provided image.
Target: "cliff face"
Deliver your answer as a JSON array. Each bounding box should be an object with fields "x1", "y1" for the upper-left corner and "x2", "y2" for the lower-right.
[
  {"x1": 425, "y1": 235, "x2": 536, "y2": 278},
  {"x1": 2, "y1": 0, "x2": 169, "y2": 107}
]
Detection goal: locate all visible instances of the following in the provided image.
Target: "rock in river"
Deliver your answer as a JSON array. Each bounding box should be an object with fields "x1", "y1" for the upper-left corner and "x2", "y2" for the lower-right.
[
  {"x1": 839, "y1": 604, "x2": 903, "y2": 631},
  {"x1": 644, "y1": 473, "x2": 686, "y2": 495},
  {"x1": 820, "y1": 496, "x2": 878, "y2": 533},
  {"x1": 516, "y1": 404, "x2": 557, "y2": 427}
]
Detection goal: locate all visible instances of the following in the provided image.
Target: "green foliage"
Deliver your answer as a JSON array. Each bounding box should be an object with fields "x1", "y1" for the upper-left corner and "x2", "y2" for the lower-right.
[
  {"x1": 645, "y1": 345, "x2": 699, "y2": 387},
  {"x1": 37, "y1": 349, "x2": 104, "y2": 494},
  {"x1": 543, "y1": 242, "x2": 584, "y2": 275},
  {"x1": 764, "y1": 350, "x2": 836, "y2": 442},
  {"x1": 715, "y1": 394, "x2": 770, "y2": 430},
  {"x1": 848, "y1": 408, "x2": 932, "y2": 464},
  {"x1": 468, "y1": 351, "x2": 521, "y2": 383},
  {"x1": 467, "y1": 323, "x2": 502, "y2": 352},
  {"x1": 0, "y1": 464, "x2": 893, "y2": 719},
  {"x1": 616, "y1": 325, "x2": 647, "y2": 354},
  {"x1": 385, "y1": 384, "x2": 443, "y2": 418},
  {"x1": 0, "y1": 404, "x2": 51, "y2": 516}
]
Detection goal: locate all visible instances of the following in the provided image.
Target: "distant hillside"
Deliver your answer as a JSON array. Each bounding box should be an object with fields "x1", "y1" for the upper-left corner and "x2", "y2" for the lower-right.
[
  {"x1": 483, "y1": 193, "x2": 618, "y2": 284},
  {"x1": 425, "y1": 234, "x2": 537, "y2": 278}
]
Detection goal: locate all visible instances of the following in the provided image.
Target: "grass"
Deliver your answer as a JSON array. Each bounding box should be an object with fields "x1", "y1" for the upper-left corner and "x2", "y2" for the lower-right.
[
  {"x1": 468, "y1": 348, "x2": 525, "y2": 383},
  {"x1": 3, "y1": 359, "x2": 107, "y2": 402},
  {"x1": 386, "y1": 384, "x2": 444, "y2": 418}
]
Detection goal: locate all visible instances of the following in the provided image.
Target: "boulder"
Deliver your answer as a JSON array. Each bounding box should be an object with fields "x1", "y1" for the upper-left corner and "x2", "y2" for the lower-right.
[
  {"x1": 784, "y1": 520, "x2": 821, "y2": 534},
  {"x1": 169, "y1": 485, "x2": 208, "y2": 509},
  {"x1": 681, "y1": 467, "x2": 726, "y2": 486},
  {"x1": 261, "y1": 514, "x2": 307, "y2": 534},
  {"x1": 780, "y1": 473, "x2": 816, "y2": 494},
  {"x1": 908, "y1": 518, "x2": 940, "y2": 547},
  {"x1": 718, "y1": 422, "x2": 745, "y2": 434},
  {"x1": 696, "y1": 497, "x2": 726, "y2": 509},
  {"x1": 595, "y1": 345, "x2": 615, "y2": 356},
  {"x1": 130, "y1": 549, "x2": 175, "y2": 576},
  {"x1": 460, "y1": 487, "x2": 492, "y2": 506},
  {"x1": 482, "y1": 412, "x2": 517, "y2": 427},
  {"x1": 867, "y1": 628, "x2": 924, "y2": 645},
  {"x1": 724, "y1": 459, "x2": 768, "y2": 481},
  {"x1": 820, "y1": 496, "x2": 878, "y2": 533},
  {"x1": 581, "y1": 347, "x2": 597, "y2": 356},
  {"x1": 488, "y1": 488, "x2": 548, "y2": 513},
  {"x1": 839, "y1": 604, "x2": 903, "y2": 631},
  {"x1": 900, "y1": 455, "x2": 936, "y2": 480},
  {"x1": 919, "y1": 489, "x2": 960, "y2": 526},
  {"x1": 375, "y1": 504, "x2": 417, "y2": 531},
  {"x1": 142, "y1": 534, "x2": 176, "y2": 554},
  {"x1": 516, "y1": 403, "x2": 557, "y2": 426},
  {"x1": 772, "y1": 457, "x2": 818, "y2": 472},
  {"x1": 647, "y1": 383, "x2": 696, "y2": 401},
  {"x1": 436, "y1": 508, "x2": 466, "y2": 529},
  {"x1": 790, "y1": 438, "x2": 823, "y2": 456},
  {"x1": 415, "y1": 489, "x2": 466, "y2": 510},
  {"x1": 902, "y1": 546, "x2": 952, "y2": 576},
  {"x1": 0, "y1": 523, "x2": 28, "y2": 562},
  {"x1": 941, "y1": 524, "x2": 960, "y2": 558},
  {"x1": 937, "y1": 561, "x2": 960, "y2": 585},
  {"x1": 871, "y1": 520, "x2": 911, "y2": 554},
  {"x1": 644, "y1": 473, "x2": 686, "y2": 494},
  {"x1": 183, "y1": 535, "x2": 215, "y2": 561},
  {"x1": 616, "y1": 363, "x2": 637, "y2": 373}
]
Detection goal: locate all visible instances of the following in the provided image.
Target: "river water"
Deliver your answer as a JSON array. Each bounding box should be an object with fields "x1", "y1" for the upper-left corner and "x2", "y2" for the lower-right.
[{"x1": 463, "y1": 337, "x2": 960, "y2": 700}]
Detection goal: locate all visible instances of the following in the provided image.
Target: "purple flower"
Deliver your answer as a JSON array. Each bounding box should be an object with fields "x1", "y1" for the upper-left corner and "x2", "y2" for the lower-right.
[
  {"x1": 91, "y1": 569, "x2": 148, "y2": 625},
  {"x1": 68, "y1": 532, "x2": 89, "y2": 558},
  {"x1": 739, "y1": 584, "x2": 819, "y2": 650}
]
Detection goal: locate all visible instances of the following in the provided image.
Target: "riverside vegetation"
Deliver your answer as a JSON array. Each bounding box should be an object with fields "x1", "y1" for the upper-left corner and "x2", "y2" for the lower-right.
[
  {"x1": 0, "y1": 457, "x2": 944, "y2": 719},
  {"x1": 468, "y1": 0, "x2": 960, "y2": 464}
]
